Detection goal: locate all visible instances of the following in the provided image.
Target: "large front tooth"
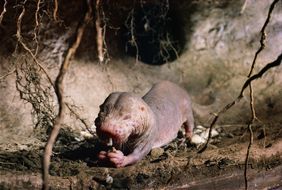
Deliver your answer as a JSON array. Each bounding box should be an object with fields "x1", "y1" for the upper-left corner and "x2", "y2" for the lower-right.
[{"x1": 107, "y1": 138, "x2": 113, "y2": 146}]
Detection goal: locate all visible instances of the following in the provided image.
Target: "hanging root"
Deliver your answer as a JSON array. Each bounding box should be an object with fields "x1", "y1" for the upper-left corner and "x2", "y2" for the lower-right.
[
  {"x1": 16, "y1": 0, "x2": 53, "y2": 86},
  {"x1": 95, "y1": 0, "x2": 104, "y2": 63},
  {"x1": 244, "y1": 84, "x2": 255, "y2": 190},
  {"x1": 65, "y1": 102, "x2": 95, "y2": 136},
  {"x1": 15, "y1": 0, "x2": 55, "y2": 130},
  {"x1": 0, "y1": 0, "x2": 7, "y2": 24},
  {"x1": 198, "y1": 0, "x2": 281, "y2": 154},
  {"x1": 42, "y1": 0, "x2": 93, "y2": 189},
  {"x1": 33, "y1": 0, "x2": 42, "y2": 56},
  {"x1": 247, "y1": 0, "x2": 279, "y2": 77},
  {"x1": 125, "y1": 1, "x2": 139, "y2": 64},
  {"x1": 53, "y1": 0, "x2": 58, "y2": 21},
  {"x1": 15, "y1": 59, "x2": 55, "y2": 130},
  {"x1": 243, "y1": 1, "x2": 279, "y2": 188},
  {"x1": 198, "y1": 2, "x2": 281, "y2": 188}
]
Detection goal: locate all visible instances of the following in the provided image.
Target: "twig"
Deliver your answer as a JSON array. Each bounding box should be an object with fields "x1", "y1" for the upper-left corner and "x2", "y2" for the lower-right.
[
  {"x1": 15, "y1": 59, "x2": 55, "y2": 129},
  {"x1": 198, "y1": 0, "x2": 281, "y2": 154},
  {"x1": 16, "y1": 0, "x2": 53, "y2": 87},
  {"x1": 244, "y1": 84, "x2": 255, "y2": 190},
  {"x1": 15, "y1": 1, "x2": 56, "y2": 129},
  {"x1": 240, "y1": 53, "x2": 282, "y2": 95},
  {"x1": 126, "y1": 8, "x2": 139, "y2": 64},
  {"x1": 101, "y1": 4, "x2": 110, "y2": 64},
  {"x1": 33, "y1": 0, "x2": 42, "y2": 56},
  {"x1": 0, "y1": 68, "x2": 16, "y2": 81},
  {"x1": 95, "y1": 0, "x2": 104, "y2": 63},
  {"x1": 240, "y1": 0, "x2": 248, "y2": 14},
  {"x1": 65, "y1": 102, "x2": 95, "y2": 136},
  {"x1": 247, "y1": 0, "x2": 279, "y2": 77},
  {"x1": 53, "y1": 0, "x2": 58, "y2": 21},
  {"x1": 243, "y1": 2, "x2": 279, "y2": 187},
  {"x1": 198, "y1": 52, "x2": 282, "y2": 154},
  {"x1": 0, "y1": 0, "x2": 7, "y2": 24},
  {"x1": 42, "y1": 1, "x2": 92, "y2": 189}
]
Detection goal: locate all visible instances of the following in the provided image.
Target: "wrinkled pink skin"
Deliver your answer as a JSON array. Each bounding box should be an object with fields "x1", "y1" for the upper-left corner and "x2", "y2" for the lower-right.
[{"x1": 95, "y1": 81, "x2": 194, "y2": 167}]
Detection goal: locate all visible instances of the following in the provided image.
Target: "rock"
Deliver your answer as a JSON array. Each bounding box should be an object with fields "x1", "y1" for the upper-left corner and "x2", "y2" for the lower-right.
[
  {"x1": 191, "y1": 134, "x2": 206, "y2": 145},
  {"x1": 106, "y1": 174, "x2": 113, "y2": 184},
  {"x1": 201, "y1": 128, "x2": 219, "y2": 139},
  {"x1": 196, "y1": 125, "x2": 206, "y2": 130}
]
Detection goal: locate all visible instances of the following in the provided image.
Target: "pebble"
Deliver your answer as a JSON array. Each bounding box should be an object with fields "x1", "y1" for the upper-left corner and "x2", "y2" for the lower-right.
[
  {"x1": 106, "y1": 174, "x2": 113, "y2": 184},
  {"x1": 190, "y1": 126, "x2": 220, "y2": 146},
  {"x1": 201, "y1": 129, "x2": 219, "y2": 139},
  {"x1": 191, "y1": 134, "x2": 206, "y2": 145}
]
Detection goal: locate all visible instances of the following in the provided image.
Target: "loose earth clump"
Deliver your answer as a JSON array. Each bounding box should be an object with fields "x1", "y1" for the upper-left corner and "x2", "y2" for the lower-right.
[{"x1": 0, "y1": 123, "x2": 281, "y2": 189}]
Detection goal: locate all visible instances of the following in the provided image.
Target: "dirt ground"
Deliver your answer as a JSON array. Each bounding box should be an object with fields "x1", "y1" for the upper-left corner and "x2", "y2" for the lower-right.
[
  {"x1": 0, "y1": 123, "x2": 281, "y2": 189},
  {"x1": 0, "y1": 0, "x2": 282, "y2": 189}
]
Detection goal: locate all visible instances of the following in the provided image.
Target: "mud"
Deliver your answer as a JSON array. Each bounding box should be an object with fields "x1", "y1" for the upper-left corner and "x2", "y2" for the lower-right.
[{"x1": 0, "y1": 123, "x2": 281, "y2": 189}]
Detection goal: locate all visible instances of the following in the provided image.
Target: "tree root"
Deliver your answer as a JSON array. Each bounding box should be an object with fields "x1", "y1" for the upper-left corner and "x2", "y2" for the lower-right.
[
  {"x1": 42, "y1": 0, "x2": 93, "y2": 189},
  {"x1": 0, "y1": 0, "x2": 7, "y2": 24},
  {"x1": 196, "y1": 1, "x2": 281, "y2": 189}
]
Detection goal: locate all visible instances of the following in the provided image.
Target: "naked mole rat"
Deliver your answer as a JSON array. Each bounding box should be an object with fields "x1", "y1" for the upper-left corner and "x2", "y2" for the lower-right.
[{"x1": 95, "y1": 81, "x2": 194, "y2": 167}]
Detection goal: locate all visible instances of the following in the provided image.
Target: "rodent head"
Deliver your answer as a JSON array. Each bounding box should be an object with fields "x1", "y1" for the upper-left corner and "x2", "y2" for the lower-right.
[{"x1": 95, "y1": 93, "x2": 150, "y2": 146}]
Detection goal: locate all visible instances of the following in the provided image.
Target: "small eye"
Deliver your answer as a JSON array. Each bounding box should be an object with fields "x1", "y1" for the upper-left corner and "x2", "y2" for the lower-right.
[{"x1": 123, "y1": 115, "x2": 131, "y2": 120}]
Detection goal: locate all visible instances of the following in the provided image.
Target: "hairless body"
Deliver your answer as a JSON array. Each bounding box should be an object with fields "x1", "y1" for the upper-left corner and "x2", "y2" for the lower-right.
[{"x1": 95, "y1": 81, "x2": 194, "y2": 167}]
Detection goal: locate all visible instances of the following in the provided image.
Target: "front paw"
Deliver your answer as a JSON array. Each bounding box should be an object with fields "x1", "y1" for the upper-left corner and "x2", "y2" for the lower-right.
[
  {"x1": 107, "y1": 150, "x2": 126, "y2": 168},
  {"x1": 98, "y1": 151, "x2": 107, "y2": 160}
]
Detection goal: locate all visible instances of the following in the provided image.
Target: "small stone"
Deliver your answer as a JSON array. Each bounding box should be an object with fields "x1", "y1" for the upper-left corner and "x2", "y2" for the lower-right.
[
  {"x1": 201, "y1": 130, "x2": 209, "y2": 139},
  {"x1": 194, "y1": 128, "x2": 203, "y2": 134},
  {"x1": 211, "y1": 129, "x2": 219, "y2": 137},
  {"x1": 191, "y1": 134, "x2": 206, "y2": 145},
  {"x1": 196, "y1": 125, "x2": 206, "y2": 130},
  {"x1": 201, "y1": 128, "x2": 219, "y2": 139},
  {"x1": 18, "y1": 144, "x2": 28, "y2": 150},
  {"x1": 105, "y1": 174, "x2": 113, "y2": 184}
]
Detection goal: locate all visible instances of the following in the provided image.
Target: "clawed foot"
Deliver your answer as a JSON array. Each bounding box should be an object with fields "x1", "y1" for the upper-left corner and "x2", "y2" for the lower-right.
[{"x1": 98, "y1": 149, "x2": 126, "y2": 168}]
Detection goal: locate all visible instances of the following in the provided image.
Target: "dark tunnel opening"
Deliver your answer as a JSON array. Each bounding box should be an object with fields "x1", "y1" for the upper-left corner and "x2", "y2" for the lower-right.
[{"x1": 121, "y1": 3, "x2": 186, "y2": 65}]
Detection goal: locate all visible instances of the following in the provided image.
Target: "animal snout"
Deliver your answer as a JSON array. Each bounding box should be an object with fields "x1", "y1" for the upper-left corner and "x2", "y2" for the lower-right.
[
  {"x1": 114, "y1": 128, "x2": 124, "y2": 138},
  {"x1": 98, "y1": 124, "x2": 123, "y2": 138}
]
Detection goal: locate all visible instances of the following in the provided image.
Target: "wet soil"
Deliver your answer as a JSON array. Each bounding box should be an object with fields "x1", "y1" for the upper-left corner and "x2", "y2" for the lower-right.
[{"x1": 0, "y1": 123, "x2": 281, "y2": 189}]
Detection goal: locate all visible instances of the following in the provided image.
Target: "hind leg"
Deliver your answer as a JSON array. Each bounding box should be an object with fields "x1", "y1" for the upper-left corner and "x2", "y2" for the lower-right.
[
  {"x1": 183, "y1": 121, "x2": 193, "y2": 139},
  {"x1": 183, "y1": 112, "x2": 194, "y2": 140}
]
